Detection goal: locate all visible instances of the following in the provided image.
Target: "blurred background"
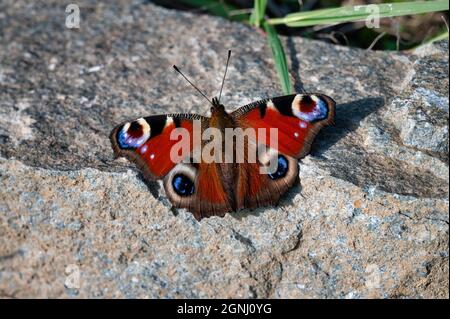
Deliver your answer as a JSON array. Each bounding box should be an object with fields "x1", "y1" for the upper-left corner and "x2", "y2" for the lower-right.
[{"x1": 152, "y1": 0, "x2": 449, "y2": 50}]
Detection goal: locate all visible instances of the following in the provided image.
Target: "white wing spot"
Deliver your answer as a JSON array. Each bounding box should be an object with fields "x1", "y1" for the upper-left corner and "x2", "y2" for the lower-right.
[{"x1": 267, "y1": 100, "x2": 277, "y2": 111}]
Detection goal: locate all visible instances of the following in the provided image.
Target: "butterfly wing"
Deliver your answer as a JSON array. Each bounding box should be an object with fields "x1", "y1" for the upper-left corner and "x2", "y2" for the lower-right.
[
  {"x1": 232, "y1": 93, "x2": 336, "y2": 209},
  {"x1": 232, "y1": 93, "x2": 336, "y2": 159},
  {"x1": 110, "y1": 114, "x2": 232, "y2": 219},
  {"x1": 110, "y1": 93, "x2": 336, "y2": 219},
  {"x1": 163, "y1": 161, "x2": 233, "y2": 219},
  {"x1": 234, "y1": 151, "x2": 299, "y2": 211},
  {"x1": 110, "y1": 114, "x2": 205, "y2": 179}
]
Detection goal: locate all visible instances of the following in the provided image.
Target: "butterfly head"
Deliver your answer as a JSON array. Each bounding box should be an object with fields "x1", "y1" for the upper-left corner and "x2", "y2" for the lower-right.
[{"x1": 211, "y1": 97, "x2": 225, "y2": 114}]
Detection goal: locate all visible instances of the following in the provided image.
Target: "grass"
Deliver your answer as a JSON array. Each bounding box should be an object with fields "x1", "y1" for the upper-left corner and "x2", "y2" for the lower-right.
[
  {"x1": 261, "y1": 0, "x2": 448, "y2": 94},
  {"x1": 267, "y1": 1, "x2": 449, "y2": 27},
  {"x1": 171, "y1": 0, "x2": 248, "y2": 22},
  {"x1": 249, "y1": 0, "x2": 267, "y2": 28},
  {"x1": 155, "y1": 0, "x2": 449, "y2": 95},
  {"x1": 263, "y1": 20, "x2": 293, "y2": 94}
]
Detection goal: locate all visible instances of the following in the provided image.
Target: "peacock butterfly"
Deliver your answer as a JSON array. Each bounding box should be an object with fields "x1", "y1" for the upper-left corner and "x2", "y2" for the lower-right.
[{"x1": 110, "y1": 51, "x2": 335, "y2": 220}]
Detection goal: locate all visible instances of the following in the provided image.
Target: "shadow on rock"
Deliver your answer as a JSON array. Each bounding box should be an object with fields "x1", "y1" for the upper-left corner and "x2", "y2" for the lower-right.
[
  {"x1": 287, "y1": 37, "x2": 306, "y2": 93},
  {"x1": 312, "y1": 97, "x2": 385, "y2": 157},
  {"x1": 137, "y1": 172, "x2": 160, "y2": 199}
]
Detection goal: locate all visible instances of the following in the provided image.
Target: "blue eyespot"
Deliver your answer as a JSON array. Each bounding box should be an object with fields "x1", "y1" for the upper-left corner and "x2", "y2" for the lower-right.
[
  {"x1": 314, "y1": 98, "x2": 328, "y2": 120},
  {"x1": 294, "y1": 96, "x2": 328, "y2": 122},
  {"x1": 268, "y1": 155, "x2": 289, "y2": 180},
  {"x1": 117, "y1": 129, "x2": 133, "y2": 149},
  {"x1": 172, "y1": 174, "x2": 195, "y2": 196},
  {"x1": 116, "y1": 120, "x2": 150, "y2": 149}
]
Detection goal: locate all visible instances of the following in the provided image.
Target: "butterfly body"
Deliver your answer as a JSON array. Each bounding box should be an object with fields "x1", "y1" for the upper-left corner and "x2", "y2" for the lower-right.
[{"x1": 110, "y1": 93, "x2": 335, "y2": 220}]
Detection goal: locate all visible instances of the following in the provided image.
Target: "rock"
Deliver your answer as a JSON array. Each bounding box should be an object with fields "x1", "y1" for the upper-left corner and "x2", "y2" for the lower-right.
[{"x1": 0, "y1": 0, "x2": 448, "y2": 298}]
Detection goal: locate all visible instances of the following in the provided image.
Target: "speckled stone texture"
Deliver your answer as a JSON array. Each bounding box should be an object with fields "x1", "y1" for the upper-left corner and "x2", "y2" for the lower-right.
[{"x1": 0, "y1": 1, "x2": 448, "y2": 298}]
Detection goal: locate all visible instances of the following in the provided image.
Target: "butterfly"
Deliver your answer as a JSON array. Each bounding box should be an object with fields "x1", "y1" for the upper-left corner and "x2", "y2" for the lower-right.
[{"x1": 110, "y1": 51, "x2": 335, "y2": 220}]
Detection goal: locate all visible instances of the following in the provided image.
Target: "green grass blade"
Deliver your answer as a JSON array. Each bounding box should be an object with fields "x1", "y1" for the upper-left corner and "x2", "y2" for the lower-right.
[
  {"x1": 413, "y1": 29, "x2": 449, "y2": 49},
  {"x1": 263, "y1": 21, "x2": 292, "y2": 95},
  {"x1": 268, "y1": 0, "x2": 449, "y2": 27},
  {"x1": 429, "y1": 30, "x2": 449, "y2": 43},
  {"x1": 249, "y1": 0, "x2": 268, "y2": 27}
]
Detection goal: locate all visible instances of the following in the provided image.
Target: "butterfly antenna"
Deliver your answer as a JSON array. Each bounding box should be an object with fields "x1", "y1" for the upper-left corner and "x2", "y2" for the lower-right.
[
  {"x1": 218, "y1": 50, "x2": 231, "y2": 103},
  {"x1": 173, "y1": 65, "x2": 214, "y2": 106}
]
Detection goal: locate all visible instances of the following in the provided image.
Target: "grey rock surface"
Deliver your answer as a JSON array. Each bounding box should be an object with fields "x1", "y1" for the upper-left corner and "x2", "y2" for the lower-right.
[{"x1": 0, "y1": 0, "x2": 448, "y2": 298}]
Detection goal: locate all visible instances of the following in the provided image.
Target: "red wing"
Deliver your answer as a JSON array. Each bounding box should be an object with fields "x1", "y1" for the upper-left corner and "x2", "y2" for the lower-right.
[
  {"x1": 163, "y1": 161, "x2": 233, "y2": 220},
  {"x1": 110, "y1": 114, "x2": 232, "y2": 219},
  {"x1": 110, "y1": 114, "x2": 206, "y2": 179},
  {"x1": 232, "y1": 93, "x2": 336, "y2": 159},
  {"x1": 235, "y1": 158, "x2": 299, "y2": 211}
]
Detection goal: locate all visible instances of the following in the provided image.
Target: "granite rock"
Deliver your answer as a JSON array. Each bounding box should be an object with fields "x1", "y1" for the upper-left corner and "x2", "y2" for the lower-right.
[{"x1": 0, "y1": 1, "x2": 448, "y2": 298}]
